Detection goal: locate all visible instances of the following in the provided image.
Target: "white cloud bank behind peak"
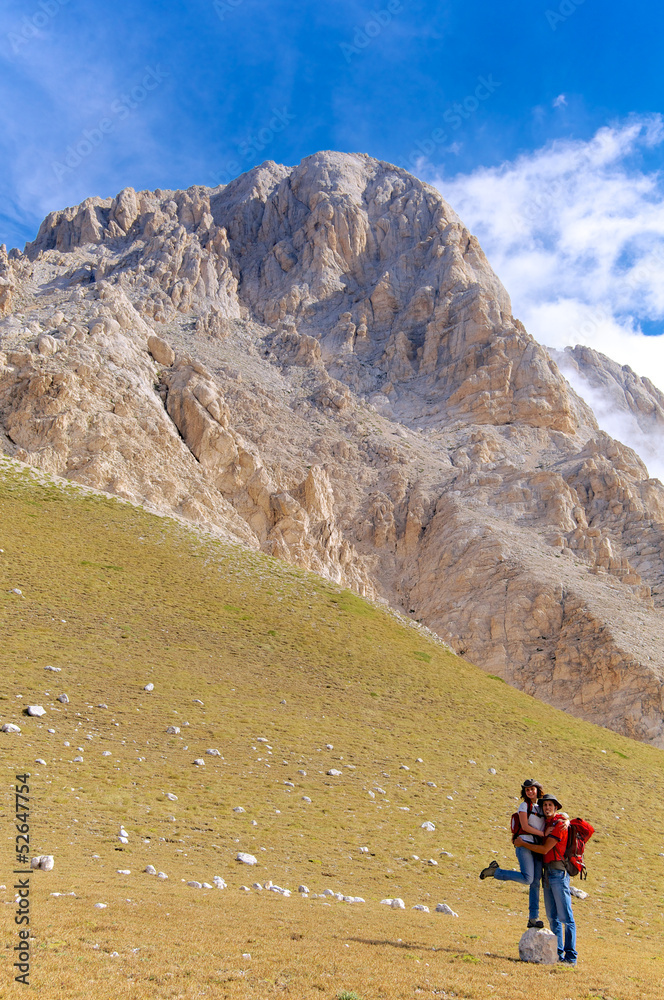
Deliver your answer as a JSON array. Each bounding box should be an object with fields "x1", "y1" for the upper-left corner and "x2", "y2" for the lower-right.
[{"x1": 426, "y1": 116, "x2": 664, "y2": 478}]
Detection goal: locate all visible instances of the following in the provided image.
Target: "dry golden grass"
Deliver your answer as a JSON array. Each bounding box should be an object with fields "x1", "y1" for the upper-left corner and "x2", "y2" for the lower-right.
[{"x1": 1, "y1": 456, "x2": 664, "y2": 1000}]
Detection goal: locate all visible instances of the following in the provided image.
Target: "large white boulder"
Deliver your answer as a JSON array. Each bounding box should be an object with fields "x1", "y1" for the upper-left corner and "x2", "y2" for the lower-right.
[{"x1": 518, "y1": 927, "x2": 558, "y2": 964}]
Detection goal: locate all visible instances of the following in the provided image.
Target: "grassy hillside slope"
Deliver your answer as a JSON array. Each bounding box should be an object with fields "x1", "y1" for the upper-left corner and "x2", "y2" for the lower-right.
[{"x1": 1, "y1": 456, "x2": 664, "y2": 1000}]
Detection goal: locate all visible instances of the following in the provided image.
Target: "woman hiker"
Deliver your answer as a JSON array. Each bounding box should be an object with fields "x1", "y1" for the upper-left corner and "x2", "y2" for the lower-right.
[
  {"x1": 479, "y1": 778, "x2": 545, "y2": 929},
  {"x1": 515, "y1": 792, "x2": 577, "y2": 965}
]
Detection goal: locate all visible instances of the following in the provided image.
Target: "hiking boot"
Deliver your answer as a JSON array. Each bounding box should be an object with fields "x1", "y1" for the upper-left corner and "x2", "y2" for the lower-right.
[
  {"x1": 479, "y1": 860, "x2": 499, "y2": 880},
  {"x1": 527, "y1": 919, "x2": 544, "y2": 928}
]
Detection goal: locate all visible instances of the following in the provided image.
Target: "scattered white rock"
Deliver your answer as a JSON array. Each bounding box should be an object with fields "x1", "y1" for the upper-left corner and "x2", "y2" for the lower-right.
[
  {"x1": 233, "y1": 806, "x2": 246, "y2": 813},
  {"x1": 368, "y1": 790, "x2": 375, "y2": 799},
  {"x1": 118, "y1": 837, "x2": 128, "y2": 844},
  {"x1": 144, "y1": 683, "x2": 154, "y2": 692},
  {"x1": 323, "y1": 888, "x2": 335, "y2": 897},
  {"x1": 435, "y1": 903, "x2": 458, "y2": 917},
  {"x1": 569, "y1": 886, "x2": 589, "y2": 900},
  {"x1": 440, "y1": 851, "x2": 453, "y2": 858},
  {"x1": 327, "y1": 769, "x2": 342, "y2": 776},
  {"x1": 488, "y1": 767, "x2": 497, "y2": 775},
  {"x1": 119, "y1": 827, "x2": 128, "y2": 838},
  {"x1": 57, "y1": 694, "x2": 69, "y2": 704},
  {"x1": 10, "y1": 588, "x2": 23, "y2": 596},
  {"x1": 518, "y1": 927, "x2": 558, "y2": 964},
  {"x1": 416, "y1": 758, "x2": 423, "y2": 763},
  {"x1": 615, "y1": 917, "x2": 625, "y2": 923},
  {"x1": 252, "y1": 882, "x2": 263, "y2": 891},
  {"x1": 35, "y1": 758, "x2": 46, "y2": 765},
  {"x1": 236, "y1": 852, "x2": 257, "y2": 866},
  {"x1": 30, "y1": 855, "x2": 54, "y2": 871},
  {"x1": 145, "y1": 865, "x2": 157, "y2": 875},
  {"x1": 426, "y1": 781, "x2": 437, "y2": 787},
  {"x1": 298, "y1": 769, "x2": 306, "y2": 776},
  {"x1": 193, "y1": 758, "x2": 205, "y2": 766},
  {"x1": 193, "y1": 699, "x2": 203, "y2": 705},
  {"x1": 187, "y1": 881, "x2": 202, "y2": 888},
  {"x1": 44, "y1": 665, "x2": 61, "y2": 672},
  {"x1": 257, "y1": 737, "x2": 268, "y2": 743},
  {"x1": 206, "y1": 748, "x2": 221, "y2": 755},
  {"x1": 157, "y1": 872, "x2": 168, "y2": 880},
  {"x1": 298, "y1": 885, "x2": 310, "y2": 894},
  {"x1": 326, "y1": 744, "x2": 333, "y2": 750},
  {"x1": 202, "y1": 882, "x2": 213, "y2": 889},
  {"x1": 413, "y1": 904, "x2": 430, "y2": 912},
  {"x1": 166, "y1": 726, "x2": 180, "y2": 734},
  {"x1": 446, "y1": 795, "x2": 454, "y2": 801},
  {"x1": 400, "y1": 764, "x2": 410, "y2": 770},
  {"x1": 213, "y1": 877, "x2": 227, "y2": 888},
  {"x1": 391, "y1": 898, "x2": 405, "y2": 909},
  {"x1": 427, "y1": 859, "x2": 438, "y2": 866},
  {"x1": 94, "y1": 902, "x2": 107, "y2": 909},
  {"x1": 359, "y1": 846, "x2": 369, "y2": 854},
  {"x1": 73, "y1": 756, "x2": 84, "y2": 762},
  {"x1": 102, "y1": 751, "x2": 111, "y2": 756},
  {"x1": 165, "y1": 792, "x2": 178, "y2": 802},
  {"x1": 239, "y1": 885, "x2": 251, "y2": 892},
  {"x1": 302, "y1": 796, "x2": 312, "y2": 803},
  {"x1": 117, "y1": 869, "x2": 131, "y2": 875},
  {"x1": 421, "y1": 821, "x2": 435, "y2": 831},
  {"x1": 2, "y1": 723, "x2": 21, "y2": 733},
  {"x1": 284, "y1": 780, "x2": 295, "y2": 787}
]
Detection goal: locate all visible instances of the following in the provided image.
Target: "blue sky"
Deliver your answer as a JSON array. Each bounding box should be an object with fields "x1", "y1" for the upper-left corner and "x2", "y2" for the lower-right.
[
  {"x1": 2, "y1": 0, "x2": 664, "y2": 400},
  {"x1": 2, "y1": 0, "x2": 662, "y2": 248}
]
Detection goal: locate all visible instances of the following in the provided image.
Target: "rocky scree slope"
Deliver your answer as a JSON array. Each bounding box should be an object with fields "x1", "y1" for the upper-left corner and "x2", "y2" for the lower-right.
[{"x1": 1, "y1": 151, "x2": 663, "y2": 744}]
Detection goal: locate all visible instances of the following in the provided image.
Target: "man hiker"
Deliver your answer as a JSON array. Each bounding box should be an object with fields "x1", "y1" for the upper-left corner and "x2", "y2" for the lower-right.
[{"x1": 515, "y1": 792, "x2": 577, "y2": 965}]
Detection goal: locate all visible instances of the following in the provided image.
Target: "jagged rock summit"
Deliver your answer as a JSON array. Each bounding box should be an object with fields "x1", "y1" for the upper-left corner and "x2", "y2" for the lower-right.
[{"x1": 1, "y1": 151, "x2": 663, "y2": 744}]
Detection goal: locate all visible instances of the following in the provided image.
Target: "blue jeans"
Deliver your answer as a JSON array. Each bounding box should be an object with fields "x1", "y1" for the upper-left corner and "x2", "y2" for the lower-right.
[
  {"x1": 492, "y1": 846, "x2": 542, "y2": 920},
  {"x1": 543, "y1": 868, "x2": 577, "y2": 963}
]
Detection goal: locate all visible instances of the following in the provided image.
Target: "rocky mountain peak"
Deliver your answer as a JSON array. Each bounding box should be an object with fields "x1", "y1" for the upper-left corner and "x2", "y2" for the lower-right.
[{"x1": 2, "y1": 152, "x2": 663, "y2": 745}]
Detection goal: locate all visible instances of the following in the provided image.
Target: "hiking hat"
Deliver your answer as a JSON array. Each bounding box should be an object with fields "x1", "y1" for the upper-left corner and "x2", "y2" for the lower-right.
[
  {"x1": 540, "y1": 793, "x2": 562, "y2": 810},
  {"x1": 520, "y1": 779, "x2": 543, "y2": 799}
]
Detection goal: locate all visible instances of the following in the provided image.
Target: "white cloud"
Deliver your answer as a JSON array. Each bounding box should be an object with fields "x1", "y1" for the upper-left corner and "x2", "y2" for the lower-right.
[
  {"x1": 424, "y1": 116, "x2": 664, "y2": 475},
  {"x1": 552, "y1": 94, "x2": 567, "y2": 108}
]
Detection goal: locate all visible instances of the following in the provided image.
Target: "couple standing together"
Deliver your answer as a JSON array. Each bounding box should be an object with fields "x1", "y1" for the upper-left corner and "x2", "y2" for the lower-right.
[{"x1": 479, "y1": 779, "x2": 577, "y2": 965}]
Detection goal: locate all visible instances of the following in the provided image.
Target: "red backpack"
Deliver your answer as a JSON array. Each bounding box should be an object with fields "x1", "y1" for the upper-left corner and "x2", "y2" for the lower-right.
[
  {"x1": 510, "y1": 802, "x2": 536, "y2": 843},
  {"x1": 563, "y1": 818, "x2": 594, "y2": 879}
]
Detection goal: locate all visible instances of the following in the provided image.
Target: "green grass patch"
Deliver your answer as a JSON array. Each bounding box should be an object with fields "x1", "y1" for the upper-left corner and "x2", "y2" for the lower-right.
[{"x1": 1, "y1": 455, "x2": 664, "y2": 1000}]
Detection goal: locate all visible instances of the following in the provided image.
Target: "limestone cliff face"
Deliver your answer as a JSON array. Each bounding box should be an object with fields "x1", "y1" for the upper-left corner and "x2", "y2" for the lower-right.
[
  {"x1": 2, "y1": 151, "x2": 664, "y2": 744},
  {"x1": 549, "y1": 344, "x2": 664, "y2": 482}
]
